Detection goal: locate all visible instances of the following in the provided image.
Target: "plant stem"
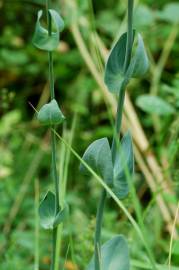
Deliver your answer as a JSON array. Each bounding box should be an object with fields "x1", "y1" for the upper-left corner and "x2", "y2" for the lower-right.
[
  {"x1": 111, "y1": 87, "x2": 125, "y2": 162},
  {"x1": 94, "y1": 189, "x2": 106, "y2": 270},
  {"x1": 94, "y1": 1, "x2": 134, "y2": 269},
  {"x1": 124, "y1": 0, "x2": 134, "y2": 72},
  {"x1": 111, "y1": 0, "x2": 134, "y2": 160},
  {"x1": 46, "y1": 0, "x2": 60, "y2": 269}
]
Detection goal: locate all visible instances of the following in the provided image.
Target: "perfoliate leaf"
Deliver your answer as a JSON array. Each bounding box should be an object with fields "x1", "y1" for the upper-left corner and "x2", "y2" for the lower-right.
[
  {"x1": 104, "y1": 31, "x2": 149, "y2": 94},
  {"x1": 87, "y1": 235, "x2": 130, "y2": 270},
  {"x1": 32, "y1": 9, "x2": 64, "y2": 51},
  {"x1": 104, "y1": 32, "x2": 134, "y2": 93},
  {"x1": 37, "y1": 99, "x2": 65, "y2": 126},
  {"x1": 39, "y1": 191, "x2": 68, "y2": 230},
  {"x1": 39, "y1": 191, "x2": 56, "y2": 229},
  {"x1": 80, "y1": 138, "x2": 113, "y2": 186},
  {"x1": 136, "y1": 95, "x2": 175, "y2": 115},
  {"x1": 113, "y1": 132, "x2": 134, "y2": 199},
  {"x1": 53, "y1": 204, "x2": 69, "y2": 227},
  {"x1": 130, "y1": 34, "x2": 149, "y2": 78}
]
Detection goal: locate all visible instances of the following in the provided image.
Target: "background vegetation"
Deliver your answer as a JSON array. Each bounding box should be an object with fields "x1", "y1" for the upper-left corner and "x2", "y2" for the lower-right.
[{"x1": 0, "y1": 0, "x2": 179, "y2": 269}]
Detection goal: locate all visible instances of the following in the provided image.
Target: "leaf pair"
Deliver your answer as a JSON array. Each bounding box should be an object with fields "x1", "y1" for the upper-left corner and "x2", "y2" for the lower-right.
[
  {"x1": 37, "y1": 99, "x2": 65, "y2": 126},
  {"x1": 33, "y1": 9, "x2": 64, "y2": 51},
  {"x1": 87, "y1": 235, "x2": 130, "y2": 270},
  {"x1": 104, "y1": 32, "x2": 149, "y2": 94},
  {"x1": 80, "y1": 132, "x2": 134, "y2": 199},
  {"x1": 39, "y1": 191, "x2": 69, "y2": 230}
]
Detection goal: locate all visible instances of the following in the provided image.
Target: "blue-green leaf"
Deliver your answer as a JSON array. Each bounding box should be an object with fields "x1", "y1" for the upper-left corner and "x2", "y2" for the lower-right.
[
  {"x1": 136, "y1": 95, "x2": 175, "y2": 115},
  {"x1": 104, "y1": 32, "x2": 133, "y2": 93},
  {"x1": 39, "y1": 191, "x2": 68, "y2": 230},
  {"x1": 157, "y1": 3, "x2": 179, "y2": 24},
  {"x1": 134, "y1": 5, "x2": 155, "y2": 28},
  {"x1": 130, "y1": 34, "x2": 149, "y2": 78},
  {"x1": 113, "y1": 132, "x2": 134, "y2": 199},
  {"x1": 32, "y1": 9, "x2": 64, "y2": 51},
  {"x1": 87, "y1": 235, "x2": 130, "y2": 270},
  {"x1": 104, "y1": 32, "x2": 149, "y2": 94},
  {"x1": 80, "y1": 138, "x2": 113, "y2": 186},
  {"x1": 39, "y1": 191, "x2": 56, "y2": 229},
  {"x1": 37, "y1": 99, "x2": 65, "y2": 126},
  {"x1": 53, "y1": 204, "x2": 69, "y2": 227}
]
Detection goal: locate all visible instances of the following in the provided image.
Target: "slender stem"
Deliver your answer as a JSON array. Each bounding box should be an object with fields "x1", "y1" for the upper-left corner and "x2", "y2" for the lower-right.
[
  {"x1": 94, "y1": 1, "x2": 134, "y2": 270},
  {"x1": 111, "y1": 87, "x2": 125, "y2": 162},
  {"x1": 111, "y1": 0, "x2": 134, "y2": 160},
  {"x1": 51, "y1": 228, "x2": 57, "y2": 270},
  {"x1": 46, "y1": 1, "x2": 59, "y2": 269},
  {"x1": 49, "y1": 53, "x2": 55, "y2": 99},
  {"x1": 46, "y1": 0, "x2": 55, "y2": 99},
  {"x1": 51, "y1": 130, "x2": 60, "y2": 212},
  {"x1": 34, "y1": 179, "x2": 39, "y2": 270},
  {"x1": 94, "y1": 189, "x2": 106, "y2": 270},
  {"x1": 124, "y1": 0, "x2": 134, "y2": 72}
]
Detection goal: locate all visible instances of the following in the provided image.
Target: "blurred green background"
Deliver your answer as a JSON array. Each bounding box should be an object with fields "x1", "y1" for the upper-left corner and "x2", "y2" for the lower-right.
[{"x1": 0, "y1": 0, "x2": 179, "y2": 269}]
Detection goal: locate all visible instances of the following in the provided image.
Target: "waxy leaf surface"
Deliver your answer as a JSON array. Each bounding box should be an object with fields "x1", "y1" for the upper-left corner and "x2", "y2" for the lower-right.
[
  {"x1": 33, "y1": 9, "x2": 64, "y2": 51},
  {"x1": 37, "y1": 99, "x2": 65, "y2": 126},
  {"x1": 104, "y1": 31, "x2": 149, "y2": 94},
  {"x1": 87, "y1": 235, "x2": 130, "y2": 270},
  {"x1": 39, "y1": 191, "x2": 68, "y2": 230},
  {"x1": 130, "y1": 34, "x2": 149, "y2": 78},
  {"x1": 113, "y1": 132, "x2": 134, "y2": 199},
  {"x1": 80, "y1": 138, "x2": 113, "y2": 186},
  {"x1": 104, "y1": 32, "x2": 131, "y2": 93}
]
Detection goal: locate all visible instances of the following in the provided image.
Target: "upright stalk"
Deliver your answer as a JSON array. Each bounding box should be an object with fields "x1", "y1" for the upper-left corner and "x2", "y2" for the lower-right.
[
  {"x1": 94, "y1": 189, "x2": 106, "y2": 270},
  {"x1": 46, "y1": 0, "x2": 60, "y2": 269},
  {"x1": 94, "y1": 1, "x2": 134, "y2": 270},
  {"x1": 124, "y1": 0, "x2": 134, "y2": 72}
]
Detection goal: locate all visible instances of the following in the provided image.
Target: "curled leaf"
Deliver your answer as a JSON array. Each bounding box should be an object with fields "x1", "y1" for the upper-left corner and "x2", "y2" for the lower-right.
[
  {"x1": 39, "y1": 191, "x2": 68, "y2": 230},
  {"x1": 80, "y1": 138, "x2": 113, "y2": 186},
  {"x1": 32, "y1": 9, "x2": 64, "y2": 51},
  {"x1": 37, "y1": 99, "x2": 65, "y2": 126},
  {"x1": 87, "y1": 235, "x2": 130, "y2": 270}
]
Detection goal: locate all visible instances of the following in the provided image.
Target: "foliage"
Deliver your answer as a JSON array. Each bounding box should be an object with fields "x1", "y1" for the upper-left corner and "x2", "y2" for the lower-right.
[{"x1": 0, "y1": 0, "x2": 179, "y2": 269}]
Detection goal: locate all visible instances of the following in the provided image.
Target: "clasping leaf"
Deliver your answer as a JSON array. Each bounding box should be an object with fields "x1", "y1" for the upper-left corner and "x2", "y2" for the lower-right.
[
  {"x1": 113, "y1": 132, "x2": 134, "y2": 199},
  {"x1": 87, "y1": 235, "x2": 130, "y2": 270},
  {"x1": 39, "y1": 191, "x2": 69, "y2": 230},
  {"x1": 104, "y1": 31, "x2": 149, "y2": 94},
  {"x1": 33, "y1": 9, "x2": 64, "y2": 51},
  {"x1": 80, "y1": 132, "x2": 134, "y2": 199},
  {"x1": 129, "y1": 34, "x2": 149, "y2": 78},
  {"x1": 37, "y1": 99, "x2": 65, "y2": 126},
  {"x1": 80, "y1": 138, "x2": 113, "y2": 186}
]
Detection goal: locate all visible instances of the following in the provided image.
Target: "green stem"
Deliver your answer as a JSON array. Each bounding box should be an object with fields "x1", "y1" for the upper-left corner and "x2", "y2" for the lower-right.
[
  {"x1": 94, "y1": 1, "x2": 134, "y2": 270},
  {"x1": 51, "y1": 130, "x2": 60, "y2": 212},
  {"x1": 46, "y1": 1, "x2": 60, "y2": 269},
  {"x1": 49, "y1": 52, "x2": 55, "y2": 99},
  {"x1": 94, "y1": 189, "x2": 106, "y2": 270},
  {"x1": 111, "y1": 87, "x2": 125, "y2": 162},
  {"x1": 124, "y1": 0, "x2": 134, "y2": 72}
]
